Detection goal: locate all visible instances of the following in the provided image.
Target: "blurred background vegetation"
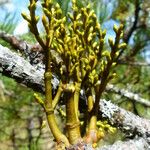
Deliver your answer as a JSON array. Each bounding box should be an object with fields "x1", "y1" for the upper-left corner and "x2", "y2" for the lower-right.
[{"x1": 0, "y1": 0, "x2": 150, "y2": 149}]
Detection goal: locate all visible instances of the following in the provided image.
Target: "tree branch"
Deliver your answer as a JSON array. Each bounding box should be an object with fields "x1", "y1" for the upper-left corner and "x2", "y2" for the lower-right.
[
  {"x1": 118, "y1": 60, "x2": 150, "y2": 67},
  {"x1": 1, "y1": 32, "x2": 150, "y2": 106},
  {"x1": 0, "y1": 31, "x2": 59, "y2": 66},
  {"x1": 123, "y1": 0, "x2": 140, "y2": 44},
  {"x1": 106, "y1": 84, "x2": 150, "y2": 107},
  {"x1": 0, "y1": 31, "x2": 33, "y2": 54},
  {"x1": 99, "y1": 99, "x2": 150, "y2": 140},
  {"x1": 0, "y1": 31, "x2": 46, "y2": 65},
  {"x1": 118, "y1": 0, "x2": 141, "y2": 59},
  {"x1": 1, "y1": 42, "x2": 149, "y2": 106},
  {"x1": 0, "y1": 44, "x2": 150, "y2": 148},
  {"x1": 99, "y1": 138, "x2": 149, "y2": 150},
  {"x1": 0, "y1": 44, "x2": 45, "y2": 93}
]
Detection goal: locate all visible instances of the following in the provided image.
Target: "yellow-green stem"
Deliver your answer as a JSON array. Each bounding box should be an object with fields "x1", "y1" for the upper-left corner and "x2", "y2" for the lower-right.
[
  {"x1": 44, "y1": 72, "x2": 69, "y2": 146},
  {"x1": 52, "y1": 82, "x2": 63, "y2": 109},
  {"x1": 44, "y1": 72, "x2": 52, "y2": 108},
  {"x1": 86, "y1": 95, "x2": 98, "y2": 143},
  {"x1": 89, "y1": 116, "x2": 97, "y2": 131},
  {"x1": 74, "y1": 82, "x2": 81, "y2": 120},
  {"x1": 87, "y1": 95, "x2": 94, "y2": 112},
  {"x1": 66, "y1": 84, "x2": 81, "y2": 145},
  {"x1": 46, "y1": 113, "x2": 70, "y2": 147}
]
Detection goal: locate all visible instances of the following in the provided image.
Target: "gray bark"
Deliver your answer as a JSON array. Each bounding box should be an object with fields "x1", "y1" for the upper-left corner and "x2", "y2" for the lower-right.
[
  {"x1": 106, "y1": 84, "x2": 150, "y2": 107},
  {"x1": 99, "y1": 138, "x2": 150, "y2": 150},
  {"x1": 119, "y1": 61, "x2": 150, "y2": 67},
  {"x1": 0, "y1": 44, "x2": 150, "y2": 149},
  {"x1": 0, "y1": 44, "x2": 45, "y2": 92},
  {"x1": 99, "y1": 99, "x2": 150, "y2": 141}
]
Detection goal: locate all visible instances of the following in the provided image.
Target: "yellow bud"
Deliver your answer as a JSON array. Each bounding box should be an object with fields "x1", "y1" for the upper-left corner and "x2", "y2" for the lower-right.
[
  {"x1": 93, "y1": 14, "x2": 97, "y2": 19},
  {"x1": 108, "y1": 126, "x2": 117, "y2": 134},
  {"x1": 108, "y1": 38, "x2": 114, "y2": 48},
  {"x1": 80, "y1": 121, "x2": 84, "y2": 126},
  {"x1": 89, "y1": 26, "x2": 94, "y2": 33},
  {"x1": 87, "y1": 3, "x2": 91, "y2": 9},
  {"x1": 35, "y1": 16, "x2": 40, "y2": 23},
  {"x1": 72, "y1": 0, "x2": 76, "y2": 4},
  {"x1": 88, "y1": 33, "x2": 92, "y2": 42},
  {"x1": 112, "y1": 62, "x2": 116, "y2": 67},
  {"x1": 96, "y1": 22, "x2": 101, "y2": 30},
  {"x1": 34, "y1": 93, "x2": 44, "y2": 105},
  {"x1": 60, "y1": 67, "x2": 63, "y2": 75},
  {"x1": 113, "y1": 24, "x2": 118, "y2": 33},
  {"x1": 86, "y1": 65, "x2": 91, "y2": 71},
  {"x1": 62, "y1": 17, "x2": 66, "y2": 22},
  {"x1": 30, "y1": 1, "x2": 36, "y2": 10},
  {"x1": 42, "y1": 15, "x2": 47, "y2": 24},
  {"x1": 21, "y1": 12, "x2": 30, "y2": 22},
  {"x1": 115, "y1": 51, "x2": 120, "y2": 57},
  {"x1": 92, "y1": 143, "x2": 97, "y2": 148},
  {"x1": 76, "y1": 14, "x2": 81, "y2": 20},
  {"x1": 102, "y1": 29, "x2": 106, "y2": 38},
  {"x1": 102, "y1": 51, "x2": 110, "y2": 60},
  {"x1": 120, "y1": 32, "x2": 123, "y2": 38},
  {"x1": 84, "y1": 58, "x2": 89, "y2": 64},
  {"x1": 112, "y1": 73, "x2": 117, "y2": 78},
  {"x1": 92, "y1": 69, "x2": 96, "y2": 75},
  {"x1": 55, "y1": 3, "x2": 60, "y2": 9},
  {"x1": 41, "y1": 120, "x2": 47, "y2": 129},
  {"x1": 118, "y1": 43, "x2": 127, "y2": 49},
  {"x1": 97, "y1": 130, "x2": 105, "y2": 139},
  {"x1": 81, "y1": 68, "x2": 86, "y2": 77},
  {"x1": 68, "y1": 12, "x2": 74, "y2": 21},
  {"x1": 89, "y1": 10, "x2": 95, "y2": 17},
  {"x1": 51, "y1": 8, "x2": 55, "y2": 14},
  {"x1": 119, "y1": 24, "x2": 124, "y2": 30}
]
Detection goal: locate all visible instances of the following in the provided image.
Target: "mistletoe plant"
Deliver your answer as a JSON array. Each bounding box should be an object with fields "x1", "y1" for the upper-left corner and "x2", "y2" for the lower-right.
[{"x1": 22, "y1": 0, "x2": 126, "y2": 149}]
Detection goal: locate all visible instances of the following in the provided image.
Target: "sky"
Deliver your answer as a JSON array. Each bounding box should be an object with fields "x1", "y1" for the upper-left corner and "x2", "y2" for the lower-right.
[
  {"x1": 0, "y1": 0, "x2": 29, "y2": 34},
  {"x1": 0, "y1": 0, "x2": 117, "y2": 36}
]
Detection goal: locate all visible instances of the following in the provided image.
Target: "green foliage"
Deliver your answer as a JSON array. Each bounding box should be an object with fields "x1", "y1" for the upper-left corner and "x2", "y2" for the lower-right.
[
  {"x1": 0, "y1": 74, "x2": 44, "y2": 149},
  {"x1": 0, "y1": 12, "x2": 17, "y2": 34},
  {"x1": 20, "y1": 32, "x2": 37, "y2": 44},
  {"x1": 112, "y1": 0, "x2": 135, "y2": 21},
  {"x1": 0, "y1": 11, "x2": 18, "y2": 49}
]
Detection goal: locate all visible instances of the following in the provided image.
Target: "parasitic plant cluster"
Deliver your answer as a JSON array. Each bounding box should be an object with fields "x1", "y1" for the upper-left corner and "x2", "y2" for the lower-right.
[{"x1": 22, "y1": 0, "x2": 126, "y2": 149}]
